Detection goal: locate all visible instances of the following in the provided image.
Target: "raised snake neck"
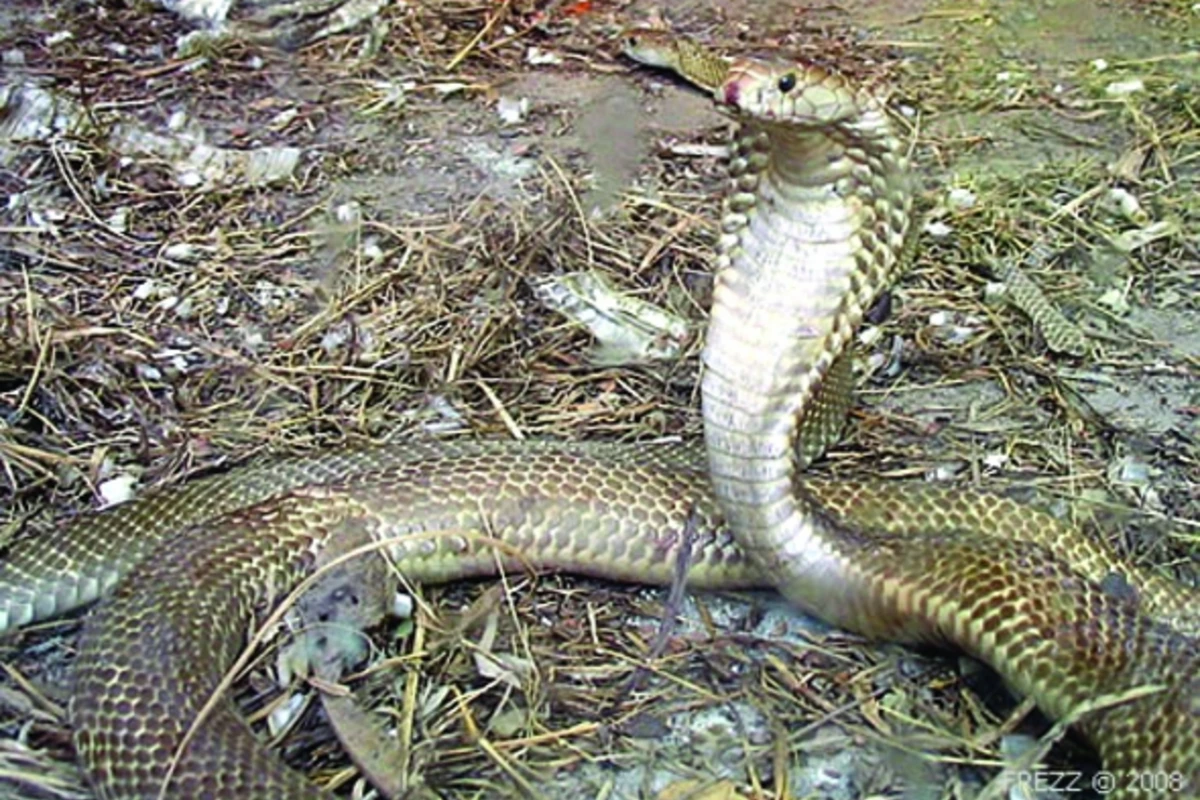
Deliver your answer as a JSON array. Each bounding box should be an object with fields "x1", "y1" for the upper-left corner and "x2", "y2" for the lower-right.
[{"x1": 0, "y1": 34, "x2": 1196, "y2": 800}]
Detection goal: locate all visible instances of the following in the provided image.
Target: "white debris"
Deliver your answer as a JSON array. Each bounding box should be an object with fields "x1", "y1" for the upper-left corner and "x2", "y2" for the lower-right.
[
  {"x1": 392, "y1": 593, "x2": 413, "y2": 619},
  {"x1": 159, "y1": 351, "x2": 191, "y2": 375},
  {"x1": 334, "y1": 202, "x2": 360, "y2": 224},
  {"x1": 1105, "y1": 78, "x2": 1144, "y2": 96},
  {"x1": 177, "y1": 169, "x2": 204, "y2": 188},
  {"x1": 173, "y1": 30, "x2": 220, "y2": 58},
  {"x1": 172, "y1": 296, "x2": 195, "y2": 319},
  {"x1": 242, "y1": 326, "x2": 265, "y2": 350},
  {"x1": 268, "y1": 107, "x2": 298, "y2": 130},
  {"x1": 945, "y1": 325, "x2": 978, "y2": 345},
  {"x1": 361, "y1": 238, "x2": 384, "y2": 262},
  {"x1": 496, "y1": 96, "x2": 529, "y2": 125},
  {"x1": 431, "y1": 82, "x2": 467, "y2": 97},
  {"x1": 1091, "y1": 58, "x2": 1108, "y2": 72},
  {"x1": 98, "y1": 474, "x2": 138, "y2": 507},
  {"x1": 243, "y1": 146, "x2": 301, "y2": 185},
  {"x1": 2, "y1": 78, "x2": 300, "y2": 189},
  {"x1": 135, "y1": 363, "x2": 163, "y2": 381},
  {"x1": 163, "y1": 242, "x2": 202, "y2": 261},
  {"x1": 923, "y1": 220, "x2": 953, "y2": 238},
  {"x1": 1111, "y1": 455, "x2": 1151, "y2": 486},
  {"x1": 360, "y1": 79, "x2": 410, "y2": 115},
  {"x1": 946, "y1": 187, "x2": 976, "y2": 210},
  {"x1": 1110, "y1": 219, "x2": 1178, "y2": 253},
  {"x1": 0, "y1": 82, "x2": 93, "y2": 167},
  {"x1": 532, "y1": 272, "x2": 690, "y2": 365},
  {"x1": 857, "y1": 325, "x2": 882, "y2": 347},
  {"x1": 320, "y1": 323, "x2": 351, "y2": 354},
  {"x1": 44, "y1": 31, "x2": 74, "y2": 48},
  {"x1": 927, "y1": 464, "x2": 964, "y2": 482},
  {"x1": 983, "y1": 280, "x2": 1008, "y2": 303},
  {"x1": 928, "y1": 310, "x2": 951, "y2": 327},
  {"x1": 133, "y1": 279, "x2": 158, "y2": 300},
  {"x1": 267, "y1": 693, "x2": 308, "y2": 737},
  {"x1": 1105, "y1": 187, "x2": 1148, "y2": 224},
  {"x1": 105, "y1": 207, "x2": 130, "y2": 234},
  {"x1": 1096, "y1": 286, "x2": 1131, "y2": 315},
  {"x1": 159, "y1": 0, "x2": 235, "y2": 23},
  {"x1": 525, "y1": 47, "x2": 562, "y2": 66},
  {"x1": 424, "y1": 395, "x2": 466, "y2": 429}
]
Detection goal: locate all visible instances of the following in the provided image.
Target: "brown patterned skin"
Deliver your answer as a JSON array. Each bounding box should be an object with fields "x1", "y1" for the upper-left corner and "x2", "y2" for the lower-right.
[
  {"x1": 60, "y1": 443, "x2": 1200, "y2": 797},
  {"x1": 67, "y1": 448, "x2": 756, "y2": 799},
  {"x1": 995, "y1": 254, "x2": 1090, "y2": 356},
  {"x1": 0, "y1": 46, "x2": 1195, "y2": 800}
]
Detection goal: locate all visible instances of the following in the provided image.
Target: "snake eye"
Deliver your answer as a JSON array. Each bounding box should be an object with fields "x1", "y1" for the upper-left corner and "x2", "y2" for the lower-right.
[
  {"x1": 778, "y1": 72, "x2": 796, "y2": 93},
  {"x1": 626, "y1": 35, "x2": 639, "y2": 48}
]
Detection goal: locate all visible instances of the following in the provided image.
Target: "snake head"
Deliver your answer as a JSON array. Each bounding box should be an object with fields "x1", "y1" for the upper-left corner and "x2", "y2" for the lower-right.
[
  {"x1": 618, "y1": 26, "x2": 681, "y2": 71},
  {"x1": 719, "y1": 57, "x2": 862, "y2": 126}
]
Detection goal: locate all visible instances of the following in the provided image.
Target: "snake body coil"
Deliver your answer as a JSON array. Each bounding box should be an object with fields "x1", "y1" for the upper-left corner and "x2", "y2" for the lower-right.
[{"x1": 0, "y1": 35, "x2": 1196, "y2": 800}]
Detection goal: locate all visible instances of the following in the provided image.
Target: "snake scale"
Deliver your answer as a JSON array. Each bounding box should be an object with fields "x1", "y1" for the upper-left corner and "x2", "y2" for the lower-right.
[{"x1": 0, "y1": 27, "x2": 1196, "y2": 800}]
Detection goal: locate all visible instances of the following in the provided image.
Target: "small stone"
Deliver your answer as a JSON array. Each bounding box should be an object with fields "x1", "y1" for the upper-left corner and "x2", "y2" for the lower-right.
[{"x1": 392, "y1": 593, "x2": 413, "y2": 618}]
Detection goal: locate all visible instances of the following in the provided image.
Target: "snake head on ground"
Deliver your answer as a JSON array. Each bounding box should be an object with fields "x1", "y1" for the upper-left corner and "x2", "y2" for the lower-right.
[{"x1": 617, "y1": 26, "x2": 679, "y2": 71}]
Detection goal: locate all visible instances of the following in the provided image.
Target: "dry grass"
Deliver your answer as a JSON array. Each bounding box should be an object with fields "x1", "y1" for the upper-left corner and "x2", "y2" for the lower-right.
[{"x1": 0, "y1": 1, "x2": 1196, "y2": 798}]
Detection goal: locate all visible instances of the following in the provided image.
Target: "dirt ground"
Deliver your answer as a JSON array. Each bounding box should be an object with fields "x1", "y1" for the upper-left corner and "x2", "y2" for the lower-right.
[{"x1": 0, "y1": 1, "x2": 1197, "y2": 799}]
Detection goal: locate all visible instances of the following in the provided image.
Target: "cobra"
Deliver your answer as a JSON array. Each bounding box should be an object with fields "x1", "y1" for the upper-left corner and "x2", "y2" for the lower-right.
[{"x1": 0, "y1": 34, "x2": 1195, "y2": 800}]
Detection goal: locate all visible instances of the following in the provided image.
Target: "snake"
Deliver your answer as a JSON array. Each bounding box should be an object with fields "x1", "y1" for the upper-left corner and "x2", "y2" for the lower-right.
[
  {"x1": 619, "y1": 27, "x2": 1092, "y2": 359},
  {"x1": 992, "y1": 248, "x2": 1091, "y2": 357},
  {"x1": 0, "y1": 28, "x2": 1196, "y2": 800}
]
